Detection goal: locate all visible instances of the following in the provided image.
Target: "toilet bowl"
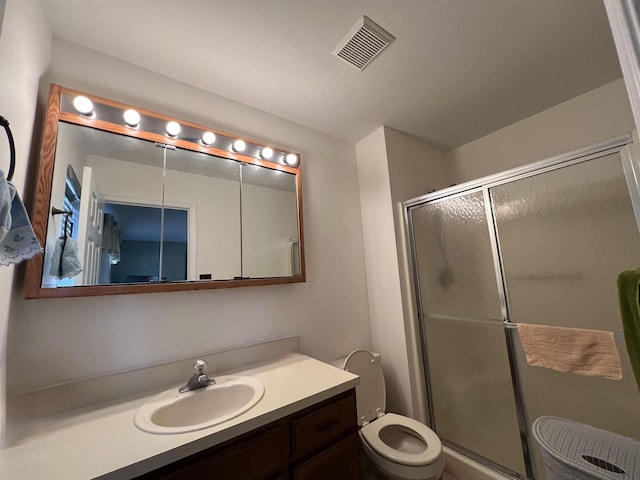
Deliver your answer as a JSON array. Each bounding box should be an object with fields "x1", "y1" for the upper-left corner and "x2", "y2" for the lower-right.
[{"x1": 338, "y1": 350, "x2": 444, "y2": 480}]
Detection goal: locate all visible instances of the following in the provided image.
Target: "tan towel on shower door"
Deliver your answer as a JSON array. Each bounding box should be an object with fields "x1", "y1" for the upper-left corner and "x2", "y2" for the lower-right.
[{"x1": 516, "y1": 323, "x2": 622, "y2": 380}]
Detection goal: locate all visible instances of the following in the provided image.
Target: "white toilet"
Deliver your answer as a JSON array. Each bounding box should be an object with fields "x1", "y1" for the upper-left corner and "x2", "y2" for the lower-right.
[{"x1": 337, "y1": 350, "x2": 445, "y2": 480}]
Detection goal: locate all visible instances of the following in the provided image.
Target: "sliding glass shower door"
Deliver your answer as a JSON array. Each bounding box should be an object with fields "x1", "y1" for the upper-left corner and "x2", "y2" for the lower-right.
[
  {"x1": 410, "y1": 191, "x2": 527, "y2": 477},
  {"x1": 406, "y1": 137, "x2": 640, "y2": 479}
]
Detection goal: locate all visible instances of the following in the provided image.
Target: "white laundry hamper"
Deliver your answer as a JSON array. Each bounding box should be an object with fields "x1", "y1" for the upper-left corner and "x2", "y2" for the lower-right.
[{"x1": 532, "y1": 416, "x2": 640, "y2": 480}]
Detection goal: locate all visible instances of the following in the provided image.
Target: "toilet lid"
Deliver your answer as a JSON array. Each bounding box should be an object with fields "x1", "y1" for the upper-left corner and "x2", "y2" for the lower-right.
[{"x1": 344, "y1": 350, "x2": 386, "y2": 425}]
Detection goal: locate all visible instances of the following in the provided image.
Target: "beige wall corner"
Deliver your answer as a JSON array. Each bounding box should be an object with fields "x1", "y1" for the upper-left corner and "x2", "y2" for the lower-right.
[
  {"x1": 355, "y1": 127, "x2": 410, "y2": 415},
  {"x1": 356, "y1": 126, "x2": 447, "y2": 419},
  {"x1": 445, "y1": 78, "x2": 634, "y2": 184},
  {"x1": 383, "y1": 127, "x2": 448, "y2": 423}
]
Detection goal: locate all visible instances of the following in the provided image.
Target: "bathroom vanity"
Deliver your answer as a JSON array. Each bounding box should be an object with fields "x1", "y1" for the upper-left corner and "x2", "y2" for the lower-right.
[
  {"x1": 135, "y1": 389, "x2": 359, "y2": 479},
  {"x1": 0, "y1": 353, "x2": 359, "y2": 480}
]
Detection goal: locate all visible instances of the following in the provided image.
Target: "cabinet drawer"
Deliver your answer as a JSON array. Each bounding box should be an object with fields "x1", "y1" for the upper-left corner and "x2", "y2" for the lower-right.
[{"x1": 291, "y1": 390, "x2": 357, "y2": 457}]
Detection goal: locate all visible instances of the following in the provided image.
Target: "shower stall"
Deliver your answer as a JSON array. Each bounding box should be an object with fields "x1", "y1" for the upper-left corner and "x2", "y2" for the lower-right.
[{"x1": 404, "y1": 135, "x2": 640, "y2": 479}]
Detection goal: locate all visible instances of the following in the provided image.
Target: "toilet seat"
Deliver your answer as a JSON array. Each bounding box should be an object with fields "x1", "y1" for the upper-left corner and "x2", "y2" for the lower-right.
[{"x1": 360, "y1": 413, "x2": 442, "y2": 466}]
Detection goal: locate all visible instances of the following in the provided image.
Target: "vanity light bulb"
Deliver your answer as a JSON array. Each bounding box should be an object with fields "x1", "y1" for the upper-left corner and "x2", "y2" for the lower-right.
[
  {"x1": 123, "y1": 109, "x2": 140, "y2": 128},
  {"x1": 73, "y1": 96, "x2": 94, "y2": 115},
  {"x1": 260, "y1": 147, "x2": 274, "y2": 160},
  {"x1": 232, "y1": 139, "x2": 246, "y2": 152},
  {"x1": 201, "y1": 131, "x2": 216, "y2": 146},
  {"x1": 165, "y1": 121, "x2": 181, "y2": 137},
  {"x1": 284, "y1": 153, "x2": 298, "y2": 166}
]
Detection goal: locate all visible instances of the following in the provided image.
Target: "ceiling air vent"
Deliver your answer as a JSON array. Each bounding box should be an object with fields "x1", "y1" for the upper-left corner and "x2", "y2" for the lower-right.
[{"x1": 333, "y1": 16, "x2": 395, "y2": 71}]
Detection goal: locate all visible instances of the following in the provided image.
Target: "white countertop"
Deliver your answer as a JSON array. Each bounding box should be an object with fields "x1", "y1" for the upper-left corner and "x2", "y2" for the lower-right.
[{"x1": 0, "y1": 353, "x2": 359, "y2": 480}]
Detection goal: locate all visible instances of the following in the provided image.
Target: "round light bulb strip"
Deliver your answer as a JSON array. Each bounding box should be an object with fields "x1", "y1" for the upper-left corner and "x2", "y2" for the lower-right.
[
  {"x1": 68, "y1": 93, "x2": 300, "y2": 168},
  {"x1": 232, "y1": 139, "x2": 246, "y2": 152},
  {"x1": 123, "y1": 109, "x2": 141, "y2": 128},
  {"x1": 201, "y1": 131, "x2": 216, "y2": 146},
  {"x1": 260, "y1": 147, "x2": 274, "y2": 160},
  {"x1": 72, "y1": 96, "x2": 94, "y2": 116}
]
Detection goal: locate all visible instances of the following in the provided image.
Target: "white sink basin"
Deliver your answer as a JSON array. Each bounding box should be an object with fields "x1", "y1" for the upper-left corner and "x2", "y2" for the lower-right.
[{"x1": 134, "y1": 376, "x2": 265, "y2": 434}]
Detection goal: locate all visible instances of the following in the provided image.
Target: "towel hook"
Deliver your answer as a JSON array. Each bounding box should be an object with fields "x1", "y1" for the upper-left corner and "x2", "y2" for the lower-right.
[
  {"x1": 51, "y1": 207, "x2": 72, "y2": 217},
  {"x1": 0, "y1": 115, "x2": 16, "y2": 182},
  {"x1": 51, "y1": 206, "x2": 73, "y2": 237}
]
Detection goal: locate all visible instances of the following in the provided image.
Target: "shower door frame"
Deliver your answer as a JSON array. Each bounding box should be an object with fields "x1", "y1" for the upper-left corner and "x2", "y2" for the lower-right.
[{"x1": 404, "y1": 134, "x2": 638, "y2": 480}]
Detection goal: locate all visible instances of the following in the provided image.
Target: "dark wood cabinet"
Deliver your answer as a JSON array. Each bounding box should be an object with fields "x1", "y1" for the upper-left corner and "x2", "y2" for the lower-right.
[
  {"x1": 291, "y1": 391, "x2": 356, "y2": 458},
  {"x1": 134, "y1": 389, "x2": 359, "y2": 480},
  {"x1": 291, "y1": 434, "x2": 360, "y2": 480}
]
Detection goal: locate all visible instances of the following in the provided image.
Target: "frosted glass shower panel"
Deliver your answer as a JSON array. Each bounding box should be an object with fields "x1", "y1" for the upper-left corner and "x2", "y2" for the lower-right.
[
  {"x1": 492, "y1": 152, "x2": 640, "y2": 479},
  {"x1": 491, "y1": 153, "x2": 640, "y2": 329},
  {"x1": 410, "y1": 191, "x2": 502, "y2": 319},
  {"x1": 426, "y1": 316, "x2": 526, "y2": 476}
]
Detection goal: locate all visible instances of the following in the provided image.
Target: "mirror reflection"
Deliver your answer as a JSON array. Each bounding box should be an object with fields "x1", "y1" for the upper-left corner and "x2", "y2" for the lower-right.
[
  {"x1": 239, "y1": 163, "x2": 299, "y2": 279},
  {"x1": 41, "y1": 121, "x2": 299, "y2": 288},
  {"x1": 104, "y1": 203, "x2": 188, "y2": 284}
]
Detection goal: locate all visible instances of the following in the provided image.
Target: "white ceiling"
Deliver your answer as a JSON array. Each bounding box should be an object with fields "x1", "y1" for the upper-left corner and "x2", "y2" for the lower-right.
[{"x1": 41, "y1": 0, "x2": 622, "y2": 151}]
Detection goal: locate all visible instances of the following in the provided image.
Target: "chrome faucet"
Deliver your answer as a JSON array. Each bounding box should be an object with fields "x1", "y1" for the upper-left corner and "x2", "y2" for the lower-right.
[{"x1": 179, "y1": 359, "x2": 216, "y2": 393}]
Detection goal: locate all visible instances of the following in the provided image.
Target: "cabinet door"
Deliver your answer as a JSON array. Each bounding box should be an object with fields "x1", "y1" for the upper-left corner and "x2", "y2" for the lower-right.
[
  {"x1": 136, "y1": 425, "x2": 284, "y2": 480},
  {"x1": 291, "y1": 433, "x2": 359, "y2": 480}
]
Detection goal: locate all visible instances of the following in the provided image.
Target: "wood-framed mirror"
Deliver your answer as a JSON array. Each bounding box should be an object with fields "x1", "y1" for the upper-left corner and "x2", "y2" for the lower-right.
[{"x1": 24, "y1": 85, "x2": 305, "y2": 298}]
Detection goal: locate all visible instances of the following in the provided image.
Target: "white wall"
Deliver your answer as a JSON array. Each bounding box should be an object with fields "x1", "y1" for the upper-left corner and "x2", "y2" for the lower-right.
[
  {"x1": 446, "y1": 78, "x2": 635, "y2": 184},
  {"x1": 355, "y1": 126, "x2": 448, "y2": 417},
  {"x1": 0, "y1": 0, "x2": 51, "y2": 442},
  {"x1": 5, "y1": 38, "x2": 371, "y2": 398}
]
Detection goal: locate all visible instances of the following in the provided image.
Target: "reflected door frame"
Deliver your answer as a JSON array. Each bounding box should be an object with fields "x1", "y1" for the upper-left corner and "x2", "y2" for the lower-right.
[
  {"x1": 77, "y1": 166, "x2": 104, "y2": 286},
  {"x1": 103, "y1": 194, "x2": 197, "y2": 281}
]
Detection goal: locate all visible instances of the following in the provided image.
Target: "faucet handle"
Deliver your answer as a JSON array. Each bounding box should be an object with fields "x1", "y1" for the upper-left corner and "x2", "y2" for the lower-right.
[{"x1": 194, "y1": 359, "x2": 208, "y2": 375}]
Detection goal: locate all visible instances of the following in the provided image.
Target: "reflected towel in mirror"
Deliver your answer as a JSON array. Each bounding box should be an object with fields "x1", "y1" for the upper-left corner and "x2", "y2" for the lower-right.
[
  {"x1": 102, "y1": 213, "x2": 121, "y2": 264},
  {"x1": 0, "y1": 169, "x2": 43, "y2": 266},
  {"x1": 49, "y1": 236, "x2": 82, "y2": 279}
]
